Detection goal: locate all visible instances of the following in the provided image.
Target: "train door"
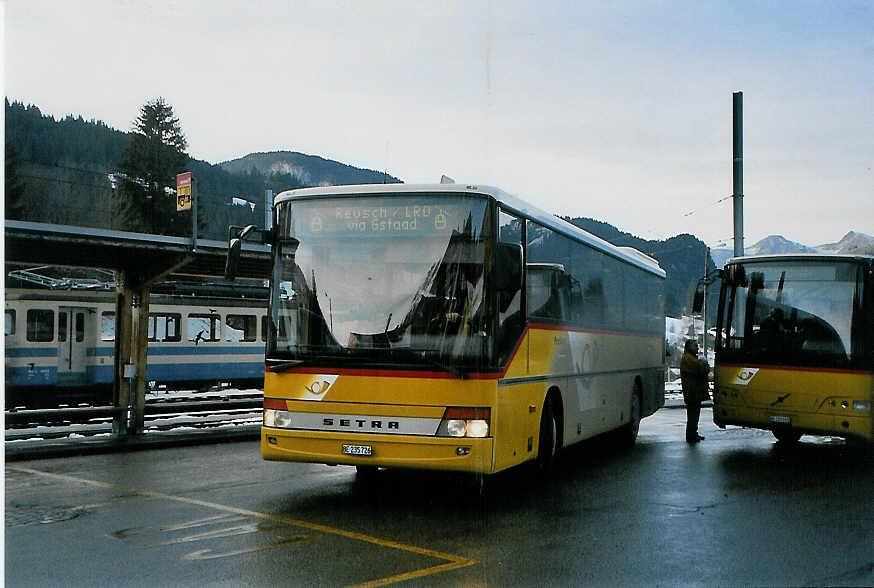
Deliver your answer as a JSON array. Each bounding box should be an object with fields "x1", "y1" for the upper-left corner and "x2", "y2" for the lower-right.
[{"x1": 57, "y1": 306, "x2": 89, "y2": 386}]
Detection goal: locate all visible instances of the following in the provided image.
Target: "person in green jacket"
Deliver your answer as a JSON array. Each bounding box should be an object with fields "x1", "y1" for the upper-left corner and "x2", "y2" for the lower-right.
[{"x1": 680, "y1": 339, "x2": 710, "y2": 443}]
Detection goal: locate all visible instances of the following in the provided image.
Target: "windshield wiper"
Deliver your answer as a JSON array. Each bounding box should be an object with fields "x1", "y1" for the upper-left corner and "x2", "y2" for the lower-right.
[
  {"x1": 266, "y1": 359, "x2": 308, "y2": 373},
  {"x1": 390, "y1": 349, "x2": 467, "y2": 379}
]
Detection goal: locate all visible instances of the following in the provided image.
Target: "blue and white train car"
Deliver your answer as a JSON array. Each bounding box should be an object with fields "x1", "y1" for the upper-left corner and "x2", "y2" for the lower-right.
[{"x1": 5, "y1": 289, "x2": 267, "y2": 407}]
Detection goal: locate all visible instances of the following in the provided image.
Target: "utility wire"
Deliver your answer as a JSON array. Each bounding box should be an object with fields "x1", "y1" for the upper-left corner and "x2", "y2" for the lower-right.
[{"x1": 682, "y1": 195, "x2": 732, "y2": 218}]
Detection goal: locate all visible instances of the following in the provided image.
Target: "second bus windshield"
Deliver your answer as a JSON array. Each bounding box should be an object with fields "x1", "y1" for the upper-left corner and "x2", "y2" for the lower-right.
[
  {"x1": 271, "y1": 194, "x2": 492, "y2": 368},
  {"x1": 718, "y1": 260, "x2": 864, "y2": 367}
]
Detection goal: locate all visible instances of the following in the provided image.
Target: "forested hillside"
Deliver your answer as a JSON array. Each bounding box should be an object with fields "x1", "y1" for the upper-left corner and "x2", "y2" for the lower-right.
[
  {"x1": 5, "y1": 100, "x2": 375, "y2": 239},
  {"x1": 221, "y1": 151, "x2": 400, "y2": 186},
  {"x1": 567, "y1": 218, "x2": 715, "y2": 317},
  {"x1": 5, "y1": 98, "x2": 711, "y2": 316}
]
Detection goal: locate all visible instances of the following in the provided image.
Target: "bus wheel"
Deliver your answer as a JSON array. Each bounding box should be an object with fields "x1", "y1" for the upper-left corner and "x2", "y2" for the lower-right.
[
  {"x1": 773, "y1": 429, "x2": 802, "y2": 444},
  {"x1": 536, "y1": 395, "x2": 559, "y2": 472},
  {"x1": 619, "y1": 382, "x2": 642, "y2": 447},
  {"x1": 355, "y1": 465, "x2": 380, "y2": 480}
]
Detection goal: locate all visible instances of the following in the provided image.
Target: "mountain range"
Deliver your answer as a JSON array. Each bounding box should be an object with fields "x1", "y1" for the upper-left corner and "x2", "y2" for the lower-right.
[
  {"x1": 710, "y1": 231, "x2": 874, "y2": 268},
  {"x1": 5, "y1": 99, "x2": 871, "y2": 318},
  {"x1": 220, "y1": 151, "x2": 400, "y2": 187}
]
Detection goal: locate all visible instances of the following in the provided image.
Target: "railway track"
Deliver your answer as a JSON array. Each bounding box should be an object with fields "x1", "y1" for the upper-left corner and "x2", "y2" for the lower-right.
[{"x1": 4, "y1": 388, "x2": 264, "y2": 441}]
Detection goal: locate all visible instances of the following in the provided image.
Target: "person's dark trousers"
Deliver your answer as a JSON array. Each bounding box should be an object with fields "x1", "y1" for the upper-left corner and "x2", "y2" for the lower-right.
[{"x1": 686, "y1": 401, "x2": 702, "y2": 441}]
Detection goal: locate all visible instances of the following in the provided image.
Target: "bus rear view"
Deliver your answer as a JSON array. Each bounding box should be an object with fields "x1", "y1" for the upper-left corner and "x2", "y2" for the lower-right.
[{"x1": 713, "y1": 255, "x2": 874, "y2": 443}]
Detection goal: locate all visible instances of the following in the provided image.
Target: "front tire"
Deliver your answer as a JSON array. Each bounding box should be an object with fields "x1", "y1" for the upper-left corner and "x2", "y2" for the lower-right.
[
  {"x1": 355, "y1": 465, "x2": 380, "y2": 481},
  {"x1": 773, "y1": 429, "x2": 802, "y2": 444},
  {"x1": 536, "y1": 395, "x2": 559, "y2": 472}
]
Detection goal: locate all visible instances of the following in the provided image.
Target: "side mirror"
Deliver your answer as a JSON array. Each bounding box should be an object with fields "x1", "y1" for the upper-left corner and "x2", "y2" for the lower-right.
[
  {"x1": 224, "y1": 225, "x2": 257, "y2": 280},
  {"x1": 692, "y1": 283, "x2": 705, "y2": 314}
]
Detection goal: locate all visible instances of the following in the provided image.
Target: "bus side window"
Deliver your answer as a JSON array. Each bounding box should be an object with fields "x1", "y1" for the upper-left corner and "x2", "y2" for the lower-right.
[
  {"x1": 527, "y1": 267, "x2": 565, "y2": 322},
  {"x1": 569, "y1": 276, "x2": 583, "y2": 322},
  {"x1": 497, "y1": 210, "x2": 524, "y2": 363},
  {"x1": 555, "y1": 273, "x2": 573, "y2": 322}
]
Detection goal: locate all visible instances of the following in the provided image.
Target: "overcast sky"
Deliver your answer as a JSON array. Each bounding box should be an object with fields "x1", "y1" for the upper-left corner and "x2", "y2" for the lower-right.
[{"x1": 5, "y1": 1, "x2": 873, "y2": 246}]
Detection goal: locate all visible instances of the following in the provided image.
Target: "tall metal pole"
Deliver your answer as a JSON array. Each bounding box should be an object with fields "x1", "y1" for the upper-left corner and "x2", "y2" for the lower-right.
[
  {"x1": 732, "y1": 91, "x2": 744, "y2": 257},
  {"x1": 702, "y1": 246, "x2": 709, "y2": 358},
  {"x1": 265, "y1": 189, "x2": 274, "y2": 230},
  {"x1": 191, "y1": 177, "x2": 198, "y2": 250}
]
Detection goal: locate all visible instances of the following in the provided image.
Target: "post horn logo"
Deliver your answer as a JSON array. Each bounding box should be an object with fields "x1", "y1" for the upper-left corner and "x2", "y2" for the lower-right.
[
  {"x1": 302, "y1": 374, "x2": 338, "y2": 399},
  {"x1": 305, "y1": 380, "x2": 332, "y2": 395}
]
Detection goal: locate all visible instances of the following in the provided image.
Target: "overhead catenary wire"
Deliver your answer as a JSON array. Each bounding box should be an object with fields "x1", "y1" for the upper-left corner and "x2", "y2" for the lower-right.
[{"x1": 682, "y1": 195, "x2": 732, "y2": 218}]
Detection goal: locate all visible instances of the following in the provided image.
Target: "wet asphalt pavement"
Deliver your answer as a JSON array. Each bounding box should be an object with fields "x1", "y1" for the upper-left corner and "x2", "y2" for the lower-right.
[{"x1": 6, "y1": 407, "x2": 874, "y2": 587}]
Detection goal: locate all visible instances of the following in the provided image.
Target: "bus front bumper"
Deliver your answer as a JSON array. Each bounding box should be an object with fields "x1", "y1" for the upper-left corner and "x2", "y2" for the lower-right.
[
  {"x1": 261, "y1": 427, "x2": 496, "y2": 473},
  {"x1": 714, "y1": 402, "x2": 873, "y2": 443}
]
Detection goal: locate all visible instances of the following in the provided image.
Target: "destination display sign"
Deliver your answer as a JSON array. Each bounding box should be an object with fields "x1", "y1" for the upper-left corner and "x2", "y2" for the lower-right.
[{"x1": 293, "y1": 196, "x2": 484, "y2": 238}]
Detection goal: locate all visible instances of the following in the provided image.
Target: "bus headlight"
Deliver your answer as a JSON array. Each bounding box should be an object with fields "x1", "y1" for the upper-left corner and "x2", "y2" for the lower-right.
[
  {"x1": 264, "y1": 409, "x2": 293, "y2": 428},
  {"x1": 446, "y1": 420, "x2": 467, "y2": 437},
  {"x1": 466, "y1": 420, "x2": 489, "y2": 438},
  {"x1": 263, "y1": 398, "x2": 293, "y2": 428},
  {"x1": 437, "y1": 407, "x2": 490, "y2": 438},
  {"x1": 853, "y1": 400, "x2": 870, "y2": 412}
]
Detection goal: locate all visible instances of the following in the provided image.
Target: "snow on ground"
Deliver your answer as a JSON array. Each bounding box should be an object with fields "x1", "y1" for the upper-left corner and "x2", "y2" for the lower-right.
[{"x1": 145, "y1": 386, "x2": 262, "y2": 402}]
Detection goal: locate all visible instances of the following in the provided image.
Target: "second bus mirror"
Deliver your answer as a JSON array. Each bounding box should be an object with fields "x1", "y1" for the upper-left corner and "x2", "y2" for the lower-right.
[{"x1": 692, "y1": 283, "x2": 705, "y2": 314}]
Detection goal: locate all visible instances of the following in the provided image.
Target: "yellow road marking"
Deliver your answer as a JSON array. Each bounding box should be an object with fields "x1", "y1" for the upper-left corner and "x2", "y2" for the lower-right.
[{"x1": 7, "y1": 465, "x2": 478, "y2": 586}]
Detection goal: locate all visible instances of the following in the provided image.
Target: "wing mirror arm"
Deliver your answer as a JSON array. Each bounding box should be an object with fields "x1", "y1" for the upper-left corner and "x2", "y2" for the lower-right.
[
  {"x1": 225, "y1": 224, "x2": 274, "y2": 280},
  {"x1": 691, "y1": 269, "x2": 724, "y2": 314}
]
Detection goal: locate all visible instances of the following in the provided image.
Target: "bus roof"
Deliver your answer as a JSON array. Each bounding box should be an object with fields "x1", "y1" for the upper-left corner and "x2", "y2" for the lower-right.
[
  {"x1": 726, "y1": 253, "x2": 874, "y2": 266},
  {"x1": 274, "y1": 183, "x2": 666, "y2": 278}
]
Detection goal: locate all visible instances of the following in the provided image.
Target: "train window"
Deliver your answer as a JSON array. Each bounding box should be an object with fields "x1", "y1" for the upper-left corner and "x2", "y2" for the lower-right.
[
  {"x1": 76, "y1": 313, "x2": 85, "y2": 342},
  {"x1": 261, "y1": 315, "x2": 287, "y2": 342},
  {"x1": 188, "y1": 313, "x2": 220, "y2": 343},
  {"x1": 26, "y1": 309, "x2": 54, "y2": 342},
  {"x1": 101, "y1": 312, "x2": 115, "y2": 341},
  {"x1": 226, "y1": 314, "x2": 257, "y2": 342},
  {"x1": 149, "y1": 313, "x2": 181, "y2": 342},
  {"x1": 59, "y1": 311, "x2": 68, "y2": 342},
  {"x1": 5, "y1": 309, "x2": 16, "y2": 336}
]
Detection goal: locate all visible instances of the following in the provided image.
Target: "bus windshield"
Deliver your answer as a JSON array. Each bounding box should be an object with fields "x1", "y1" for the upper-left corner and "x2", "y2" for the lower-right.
[
  {"x1": 717, "y1": 260, "x2": 865, "y2": 368},
  {"x1": 268, "y1": 194, "x2": 493, "y2": 372}
]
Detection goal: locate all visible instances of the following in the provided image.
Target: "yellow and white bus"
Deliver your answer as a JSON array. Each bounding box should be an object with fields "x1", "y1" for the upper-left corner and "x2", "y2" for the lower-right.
[
  {"x1": 713, "y1": 254, "x2": 874, "y2": 443},
  {"x1": 247, "y1": 183, "x2": 666, "y2": 475}
]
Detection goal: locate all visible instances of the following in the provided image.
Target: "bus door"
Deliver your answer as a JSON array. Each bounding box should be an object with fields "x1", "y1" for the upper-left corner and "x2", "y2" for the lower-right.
[{"x1": 57, "y1": 306, "x2": 89, "y2": 386}]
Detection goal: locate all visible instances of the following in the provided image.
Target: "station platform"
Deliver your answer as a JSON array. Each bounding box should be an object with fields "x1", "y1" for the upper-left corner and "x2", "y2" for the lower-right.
[{"x1": 5, "y1": 425, "x2": 260, "y2": 462}]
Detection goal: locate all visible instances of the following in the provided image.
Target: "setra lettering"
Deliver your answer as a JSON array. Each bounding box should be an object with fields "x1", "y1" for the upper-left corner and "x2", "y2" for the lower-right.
[{"x1": 321, "y1": 417, "x2": 401, "y2": 430}]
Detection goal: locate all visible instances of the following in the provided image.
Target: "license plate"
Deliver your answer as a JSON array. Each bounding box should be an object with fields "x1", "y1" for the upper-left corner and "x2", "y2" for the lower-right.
[
  {"x1": 342, "y1": 444, "x2": 373, "y2": 457},
  {"x1": 769, "y1": 415, "x2": 791, "y2": 425}
]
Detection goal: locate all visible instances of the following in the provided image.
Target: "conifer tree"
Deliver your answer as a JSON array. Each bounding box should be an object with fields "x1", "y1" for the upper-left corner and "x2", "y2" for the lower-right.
[{"x1": 115, "y1": 97, "x2": 192, "y2": 234}]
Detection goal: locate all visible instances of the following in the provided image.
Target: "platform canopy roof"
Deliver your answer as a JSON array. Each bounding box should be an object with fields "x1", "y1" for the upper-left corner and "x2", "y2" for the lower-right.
[{"x1": 4, "y1": 221, "x2": 271, "y2": 288}]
